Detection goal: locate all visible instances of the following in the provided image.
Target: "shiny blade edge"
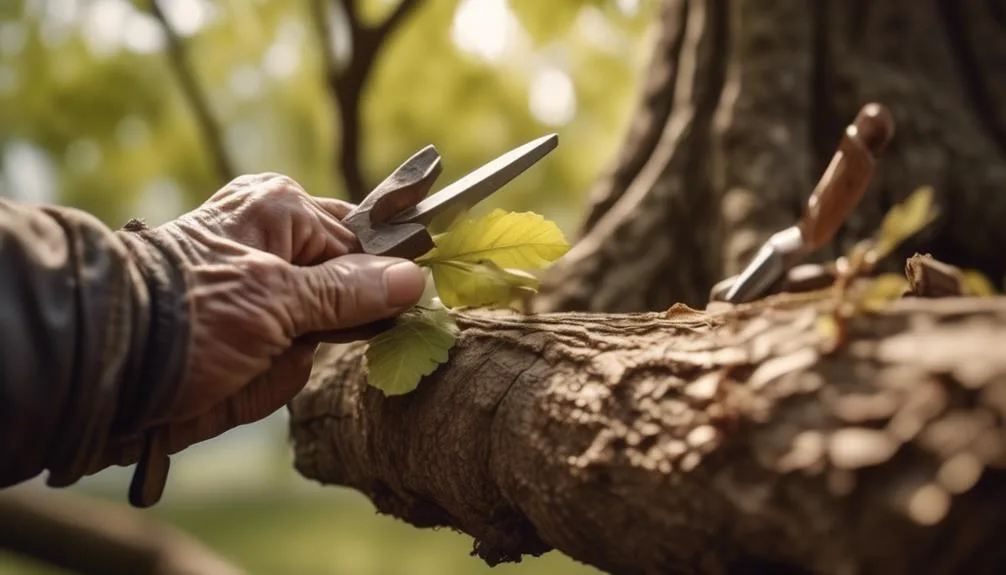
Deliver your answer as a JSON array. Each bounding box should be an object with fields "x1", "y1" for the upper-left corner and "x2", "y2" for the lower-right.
[{"x1": 389, "y1": 133, "x2": 559, "y2": 227}]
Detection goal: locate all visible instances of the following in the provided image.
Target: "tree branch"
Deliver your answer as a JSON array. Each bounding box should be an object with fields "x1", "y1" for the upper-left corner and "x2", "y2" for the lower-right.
[
  {"x1": 149, "y1": 0, "x2": 237, "y2": 186},
  {"x1": 311, "y1": 0, "x2": 426, "y2": 202},
  {"x1": 290, "y1": 291, "x2": 1006, "y2": 573},
  {"x1": 0, "y1": 488, "x2": 244, "y2": 575},
  {"x1": 375, "y1": 0, "x2": 423, "y2": 39},
  {"x1": 309, "y1": 0, "x2": 339, "y2": 86},
  {"x1": 340, "y1": 0, "x2": 361, "y2": 29}
]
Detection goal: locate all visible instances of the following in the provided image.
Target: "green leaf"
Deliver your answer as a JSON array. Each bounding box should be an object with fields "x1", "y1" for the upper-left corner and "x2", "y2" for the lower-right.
[
  {"x1": 859, "y1": 273, "x2": 910, "y2": 310},
  {"x1": 416, "y1": 209, "x2": 569, "y2": 308},
  {"x1": 873, "y1": 186, "x2": 939, "y2": 260},
  {"x1": 364, "y1": 305, "x2": 458, "y2": 396},
  {"x1": 432, "y1": 259, "x2": 541, "y2": 309},
  {"x1": 417, "y1": 208, "x2": 570, "y2": 268},
  {"x1": 962, "y1": 270, "x2": 997, "y2": 296}
]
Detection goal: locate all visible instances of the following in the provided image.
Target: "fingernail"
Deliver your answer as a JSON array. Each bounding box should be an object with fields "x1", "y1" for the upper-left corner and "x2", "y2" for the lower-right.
[{"x1": 383, "y1": 261, "x2": 425, "y2": 307}]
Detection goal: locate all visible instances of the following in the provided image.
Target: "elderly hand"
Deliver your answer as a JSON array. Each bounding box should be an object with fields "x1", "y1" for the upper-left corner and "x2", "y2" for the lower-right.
[{"x1": 118, "y1": 173, "x2": 426, "y2": 460}]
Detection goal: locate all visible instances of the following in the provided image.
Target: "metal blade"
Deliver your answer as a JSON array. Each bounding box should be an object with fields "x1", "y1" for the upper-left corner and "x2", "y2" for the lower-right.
[
  {"x1": 723, "y1": 226, "x2": 809, "y2": 303},
  {"x1": 389, "y1": 133, "x2": 559, "y2": 227},
  {"x1": 722, "y1": 245, "x2": 788, "y2": 303}
]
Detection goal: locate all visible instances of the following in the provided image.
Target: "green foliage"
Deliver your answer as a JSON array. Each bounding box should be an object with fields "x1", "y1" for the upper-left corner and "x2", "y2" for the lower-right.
[
  {"x1": 364, "y1": 304, "x2": 458, "y2": 396},
  {"x1": 364, "y1": 208, "x2": 569, "y2": 395},
  {"x1": 1, "y1": 0, "x2": 652, "y2": 235},
  {"x1": 428, "y1": 259, "x2": 541, "y2": 309},
  {"x1": 420, "y1": 208, "x2": 571, "y2": 268},
  {"x1": 419, "y1": 208, "x2": 570, "y2": 306},
  {"x1": 363, "y1": 0, "x2": 655, "y2": 232},
  {"x1": 0, "y1": 489, "x2": 600, "y2": 575},
  {"x1": 509, "y1": 0, "x2": 604, "y2": 44},
  {"x1": 872, "y1": 186, "x2": 939, "y2": 261},
  {"x1": 962, "y1": 270, "x2": 997, "y2": 296},
  {"x1": 817, "y1": 186, "x2": 943, "y2": 322}
]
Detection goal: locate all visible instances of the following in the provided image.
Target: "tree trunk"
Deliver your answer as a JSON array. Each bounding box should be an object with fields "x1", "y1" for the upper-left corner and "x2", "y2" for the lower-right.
[
  {"x1": 536, "y1": 0, "x2": 1006, "y2": 314},
  {"x1": 290, "y1": 292, "x2": 1006, "y2": 574}
]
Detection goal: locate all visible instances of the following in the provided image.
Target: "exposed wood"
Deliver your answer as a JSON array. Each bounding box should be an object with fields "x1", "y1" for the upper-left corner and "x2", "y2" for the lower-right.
[{"x1": 289, "y1": 290, "x2": 1006, "y2": 574}]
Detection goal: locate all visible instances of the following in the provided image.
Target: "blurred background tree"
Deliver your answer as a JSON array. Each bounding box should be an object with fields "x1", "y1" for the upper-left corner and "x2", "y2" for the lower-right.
[
  {"x1": 0, "y1": 0, "x2": 656, "y2": 573},
  {"x1": 0, "y1": 0, "x2": 655, "y2": 232}
]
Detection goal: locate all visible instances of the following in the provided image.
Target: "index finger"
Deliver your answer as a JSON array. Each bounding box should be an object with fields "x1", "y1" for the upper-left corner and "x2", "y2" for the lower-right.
[{"x1": 314, "y1": 196, "x2": 356, "y2": 220}]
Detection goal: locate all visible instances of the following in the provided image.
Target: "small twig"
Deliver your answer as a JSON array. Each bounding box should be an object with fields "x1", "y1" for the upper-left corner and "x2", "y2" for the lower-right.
[
  {"x1": 905, "y1": 253, "x2": 968, "y2": 297},
  {"x1": 149, "y1": 0, "x2": 237, "y2": 186},
  {"x1": 375, "y1": 0, "x2": 423, "y2": 38},
  {"x1": 0, "y1": 488, "x2": 245, "y2": 575},
  {"x1": 340, "y1": 0, "x2": 361, "y2": 28}
]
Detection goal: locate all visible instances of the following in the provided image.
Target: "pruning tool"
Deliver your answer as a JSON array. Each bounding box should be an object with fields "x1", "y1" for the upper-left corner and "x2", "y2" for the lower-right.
[
  {"x1": 128, "y1": 133, "x2": 560, "y2": 509},
  {"x1": 340, "y1": 133, "x2": 560, "y2": 260},
  {"x1": 714, "y1": 102, "x2": 896, "y2": 304}
]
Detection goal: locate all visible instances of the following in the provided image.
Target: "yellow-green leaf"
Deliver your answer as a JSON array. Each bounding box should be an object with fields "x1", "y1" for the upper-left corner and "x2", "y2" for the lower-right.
[
  {"x1": 364, "y1": 306, "x2": 458, "y2": 396},
  {"x1": 417, "y1": 209, "x2": 570, "y2": 269},
  {"x1": 873, "y1": 186, "x2": 939, "y2": 260},
  {"x1": 433, "y1": 259, "x2": 541, "y2": 309},
  {"x1": 858, "y1": 273, "x2": 910, "y2": 310},
  {"x1": 962, "y1": 270, "x2": 997, "y2": 296},
  {"x1": 815, "y1": 314, "x2": 840, "y2": 343}
]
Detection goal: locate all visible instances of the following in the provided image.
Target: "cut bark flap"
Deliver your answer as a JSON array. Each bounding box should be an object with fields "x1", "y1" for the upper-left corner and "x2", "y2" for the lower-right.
[{"x1": 289, "y1": 297, "x2": 1006, "y2": 574}]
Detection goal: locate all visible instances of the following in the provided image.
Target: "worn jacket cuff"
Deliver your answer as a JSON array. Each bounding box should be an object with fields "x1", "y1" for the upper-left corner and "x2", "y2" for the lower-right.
[{"x1": 112, "y1": 219, "x2": 191, "y2": 435}]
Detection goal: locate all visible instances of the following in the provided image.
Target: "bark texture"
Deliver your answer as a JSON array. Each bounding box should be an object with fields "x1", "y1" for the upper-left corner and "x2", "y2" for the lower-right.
[
  {"x1": 536, "y1": 0, "x2": 1006, "y2": 313},
  {"x1": 290, "y1": 294, "x2": 1006, "y2": 574}
]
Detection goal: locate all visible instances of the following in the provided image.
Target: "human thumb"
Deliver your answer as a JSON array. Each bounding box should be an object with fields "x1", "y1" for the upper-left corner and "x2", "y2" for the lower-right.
[{"x1": 291, "y1": 253, "x2": 426, "y2": 335}]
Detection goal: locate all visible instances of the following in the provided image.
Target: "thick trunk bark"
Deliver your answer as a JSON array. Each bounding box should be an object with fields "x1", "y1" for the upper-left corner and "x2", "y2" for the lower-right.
[
  {"x1": 536, "y1": 0, "x2": 1006, "y2": 314},
  {"x1": 290, "y1": 293, "x2": 1006, "y2": 574}
]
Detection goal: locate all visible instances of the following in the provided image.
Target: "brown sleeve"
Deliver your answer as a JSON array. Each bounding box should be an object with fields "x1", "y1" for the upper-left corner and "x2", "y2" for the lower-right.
[{"x1": 0, "y1": 199, "x2": 190, "y2": 489}]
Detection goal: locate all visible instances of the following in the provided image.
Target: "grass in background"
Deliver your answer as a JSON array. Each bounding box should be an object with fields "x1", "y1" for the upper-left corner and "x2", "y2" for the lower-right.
[{"x1": 0, "y1": 488, "x2": 599, "y2": 575}]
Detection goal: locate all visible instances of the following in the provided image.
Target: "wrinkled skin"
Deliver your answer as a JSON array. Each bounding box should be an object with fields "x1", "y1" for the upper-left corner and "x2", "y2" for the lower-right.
[{"x1": 133, "y1": 173, "x2": 426, "y2": 457}]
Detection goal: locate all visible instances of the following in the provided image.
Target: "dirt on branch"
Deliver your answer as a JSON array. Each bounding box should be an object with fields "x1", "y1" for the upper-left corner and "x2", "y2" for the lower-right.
[{"x1": 289, "y1": 294, "x2": 1006, "y2": 574}]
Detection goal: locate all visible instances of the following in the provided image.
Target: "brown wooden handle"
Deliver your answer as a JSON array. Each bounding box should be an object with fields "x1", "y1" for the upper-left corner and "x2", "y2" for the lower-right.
[{"x1": 798, "y1": 103, "x2": 895, "y2": 250}]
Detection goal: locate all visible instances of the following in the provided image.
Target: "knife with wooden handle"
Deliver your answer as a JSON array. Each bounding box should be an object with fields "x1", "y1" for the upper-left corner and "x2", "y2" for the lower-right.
[{"x1": 717, "y1": 103, "x2": 896, "y2": 304}]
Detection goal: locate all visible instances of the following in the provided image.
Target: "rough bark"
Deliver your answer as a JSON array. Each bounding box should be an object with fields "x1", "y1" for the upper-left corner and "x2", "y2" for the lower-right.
[
  {"x1": 536, "y1": 0, "x2": 1006, "y2": 314},
  {"x1": 290, "y1": 292, "x2": 1006, "y2": 574}
]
